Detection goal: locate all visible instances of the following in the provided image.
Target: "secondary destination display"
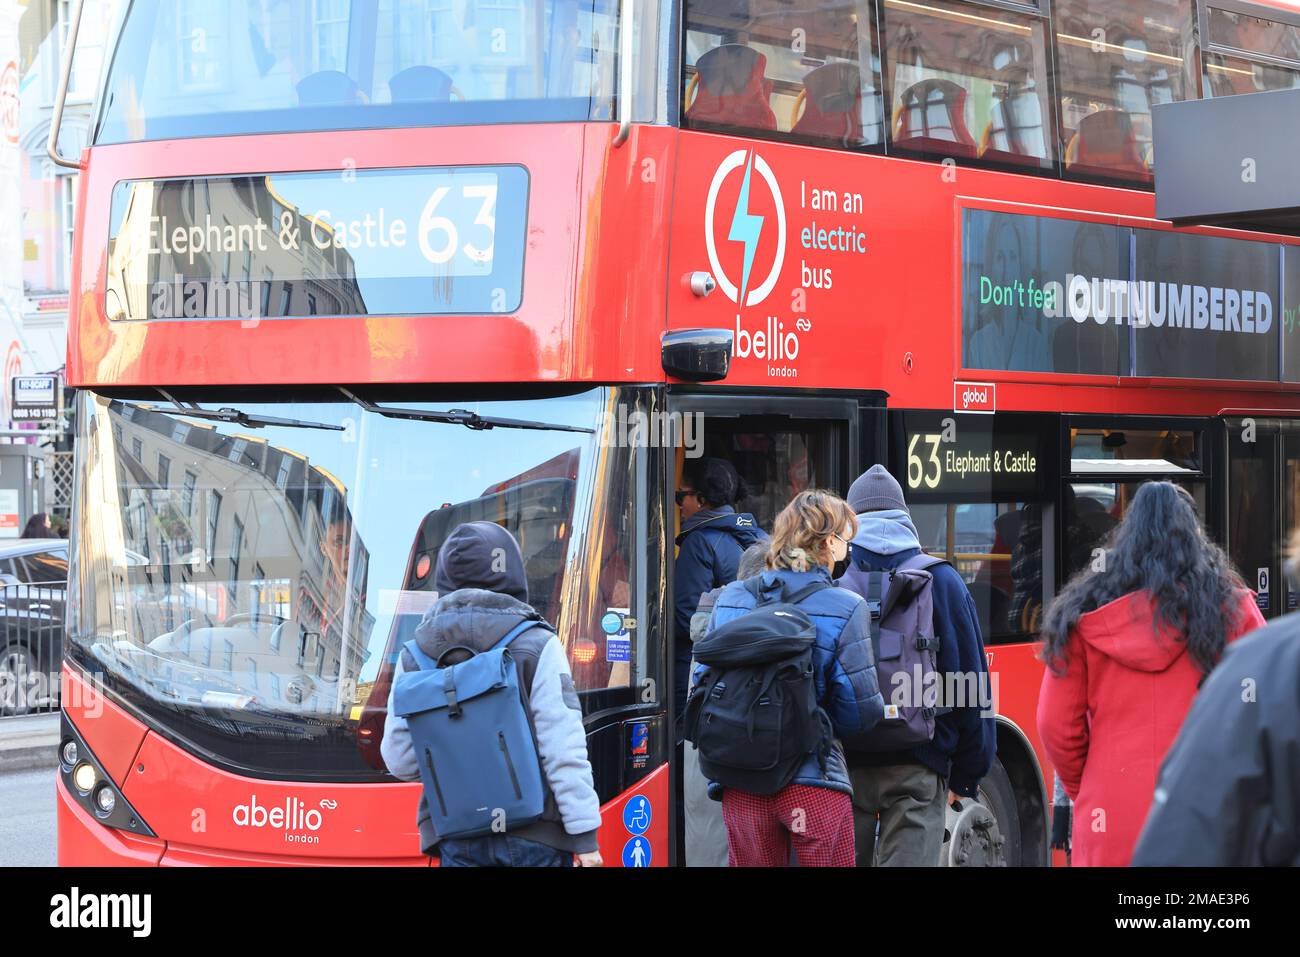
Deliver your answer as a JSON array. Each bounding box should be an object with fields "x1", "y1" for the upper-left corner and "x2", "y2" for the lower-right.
[
  {"x1": 962, "y1": 208, "x2": 1290, "y2": 382},
  {"x1": 106, "y1": 165, "x2": 529, "y2": 320},
  {"x1": 893, "y1": 411, "x2": 1051, "y2": 500}
]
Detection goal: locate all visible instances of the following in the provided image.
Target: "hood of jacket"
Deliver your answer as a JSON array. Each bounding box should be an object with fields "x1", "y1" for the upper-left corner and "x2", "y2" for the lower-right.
[
  {"x1": 413, "y1": 589, "x2": 545, "y2": 661},
  {"x1": 433, "y1": 520, "x2": 529, "y2": 603},
  {"x1": 676, "y1": 505, "x2": 766, "y2": 547},
  {"x1": 1073, "y1": 590, "x2": 1189, "y2": 673},
  {"x1": 852, "y1": 509, "x2": 922, "y2": 557}
]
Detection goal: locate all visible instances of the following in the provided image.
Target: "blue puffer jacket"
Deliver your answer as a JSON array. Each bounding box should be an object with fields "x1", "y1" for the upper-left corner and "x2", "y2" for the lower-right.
[
  {"x1": 674, "y1": 506, "x2": 768, "y2": 644},
  {"x1": 695, "y1": 567, "x2": 885, "y2": 798}
]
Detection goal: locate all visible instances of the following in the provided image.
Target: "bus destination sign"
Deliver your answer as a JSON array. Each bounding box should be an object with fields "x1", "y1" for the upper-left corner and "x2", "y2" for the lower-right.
[
  {"x1": 896, "y1": 411, "x2": 1048, "y2": 501},
  {"x1": 106, "y1": 165, "x2": 530, "y2": 321}
]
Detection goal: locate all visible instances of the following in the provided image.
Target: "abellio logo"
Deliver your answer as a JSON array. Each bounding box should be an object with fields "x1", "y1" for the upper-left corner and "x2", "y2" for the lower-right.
[
  {"x1": 233, "y1": 794, "x2": 337, "y2": 844},
  {"x1": 705, "y1": 148, "x2": 787, "y2": 309}
]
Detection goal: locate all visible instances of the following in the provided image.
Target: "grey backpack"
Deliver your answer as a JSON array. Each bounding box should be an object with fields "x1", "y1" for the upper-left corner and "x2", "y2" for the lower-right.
[{"x1": 839, "y1": 553, "x2": 946, "y2": 751}]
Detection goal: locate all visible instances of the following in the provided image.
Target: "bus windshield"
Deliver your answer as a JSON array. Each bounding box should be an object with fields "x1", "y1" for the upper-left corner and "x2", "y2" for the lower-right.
[
  {"x1": 69, "y1": 387, "x2": 646, "y2": 781},
  {"x1": 95, "y1": 0, "x2": 621, "y2": 144}
]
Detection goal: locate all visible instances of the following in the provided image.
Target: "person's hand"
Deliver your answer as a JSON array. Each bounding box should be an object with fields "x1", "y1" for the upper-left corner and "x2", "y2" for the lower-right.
[{"x1": 576, "y1": 851, "x2": 603, "y2": 867}]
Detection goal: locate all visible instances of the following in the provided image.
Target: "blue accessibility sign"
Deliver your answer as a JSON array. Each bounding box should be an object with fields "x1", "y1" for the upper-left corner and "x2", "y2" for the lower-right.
[
  {"x1": 622, "y1": 795, "x2": 651, "y2": 835},
  {"x1": 622, "y1": 835, "x2": 652, "y2": 867}
]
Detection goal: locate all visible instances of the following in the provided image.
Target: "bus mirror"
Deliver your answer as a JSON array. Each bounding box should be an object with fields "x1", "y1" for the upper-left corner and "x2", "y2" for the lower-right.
[{"x1": 661, "y1": 328, "x2": 733, "y2": 382}]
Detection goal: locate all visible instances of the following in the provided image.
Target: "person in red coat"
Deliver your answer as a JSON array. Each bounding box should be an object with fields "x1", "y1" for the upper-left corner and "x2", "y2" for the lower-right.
[{"x1": 1036, "y1": 482, "x2": 1265, "y2": 867}]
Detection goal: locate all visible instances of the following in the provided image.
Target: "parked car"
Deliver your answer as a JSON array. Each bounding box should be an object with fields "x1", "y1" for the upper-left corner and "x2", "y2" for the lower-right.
[{"x1": 0, "y1": 539, "x2": 68, "y2": 716}]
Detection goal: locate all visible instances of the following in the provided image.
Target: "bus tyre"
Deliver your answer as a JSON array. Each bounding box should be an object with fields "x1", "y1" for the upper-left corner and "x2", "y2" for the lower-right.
[
  {"x1": 0, "y1": 642, "x2": 39, "y2": 717},
  {"x1": 941, "y1": 757, "x2": 1020, "y2": 866}
]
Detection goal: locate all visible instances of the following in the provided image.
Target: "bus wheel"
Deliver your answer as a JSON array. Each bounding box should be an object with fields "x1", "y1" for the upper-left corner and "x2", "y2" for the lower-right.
[
  {"x1": 0, "y1": 642, "x2": 39, "y2": 717},
  {"x1": 941, "y1": 757, "x2": 1020, "y2": 866}
]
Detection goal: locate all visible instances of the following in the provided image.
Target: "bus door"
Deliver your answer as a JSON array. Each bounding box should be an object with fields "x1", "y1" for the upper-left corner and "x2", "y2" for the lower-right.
[
  {"x1": 663, "y1": 390, "x2": 875, "y2": 859},
  {"x1": 1223, "y1": 417, "x2": 1300, "y2": 619}
]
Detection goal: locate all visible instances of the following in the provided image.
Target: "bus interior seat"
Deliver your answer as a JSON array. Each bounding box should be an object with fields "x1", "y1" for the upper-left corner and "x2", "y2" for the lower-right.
[
  {"x1": 892, "y1": 78, "x2": 978, "y2": 158},
  {"x1": 388, "y1": 65, "x2": 455, "y2": 103},
  {"x1": 978, "y1": 88, "x2": 1047, "y2": 165},
  {"x1": 1064, "y1": 108, "x2": 1152, "y2": 182},
  {"x1": 685, "y1": 43, "x2": 776, "y2": 130},
  {"x1": 791, "y1": 61, "x2": 863, "y2": 142},
  {"x1": 297, "y1": 70, "x2": 367, "y2": 107}
]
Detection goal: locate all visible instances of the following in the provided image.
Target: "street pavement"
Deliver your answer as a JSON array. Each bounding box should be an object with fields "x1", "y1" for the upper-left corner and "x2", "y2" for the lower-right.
[{"x1": 0, "y1": 767, "x2": 57, "y2": 866}]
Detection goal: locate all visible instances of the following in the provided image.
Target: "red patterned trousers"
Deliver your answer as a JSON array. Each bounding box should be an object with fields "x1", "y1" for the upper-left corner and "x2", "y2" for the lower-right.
[{"x1": 721, "y1": 784, "x2": 856, "y2": 867}]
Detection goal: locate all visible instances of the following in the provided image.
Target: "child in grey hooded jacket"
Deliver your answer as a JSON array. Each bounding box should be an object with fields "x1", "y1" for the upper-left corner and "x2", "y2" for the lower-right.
[{"x1": 381, "y1": 521, "x2": 603, "y2": 867}]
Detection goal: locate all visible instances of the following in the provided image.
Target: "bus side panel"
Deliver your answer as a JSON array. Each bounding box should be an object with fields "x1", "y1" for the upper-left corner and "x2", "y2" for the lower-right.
[
  {"x1": 596, "y1": 762, "x2": 668, "y2": 868},
  {"x1": 989, "y1": 640, "x2": 1055, "y2": 863},
  {"x1": 989, "y1": 642, "x2": 1049, "y2": 763},
  {"x1": 120, "y1": 731, "x2": 424, "y2": 860}
]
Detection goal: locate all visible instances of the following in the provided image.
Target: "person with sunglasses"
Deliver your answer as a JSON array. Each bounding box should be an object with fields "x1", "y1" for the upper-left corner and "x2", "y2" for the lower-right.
[{"x1": 673, "y1": 458, "x2": 767, "y2": 724}]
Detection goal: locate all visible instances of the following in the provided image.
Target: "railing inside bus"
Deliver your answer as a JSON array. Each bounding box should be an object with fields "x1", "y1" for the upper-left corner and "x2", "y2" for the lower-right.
[{"x1": 0, "y1": 583, "x2": 67, "y2": 718}]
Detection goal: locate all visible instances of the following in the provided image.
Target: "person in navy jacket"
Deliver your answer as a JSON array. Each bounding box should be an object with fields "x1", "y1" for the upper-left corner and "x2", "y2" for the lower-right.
[
  {"x1": 840, "y1": 465, "x2": 997, "y2": 866},
  {"x1": 672, "y1": 457, "x2": 767, "y2": 721}
]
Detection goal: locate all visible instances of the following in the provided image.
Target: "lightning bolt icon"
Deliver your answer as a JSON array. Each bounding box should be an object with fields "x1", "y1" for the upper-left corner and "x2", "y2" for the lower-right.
[{"x1": 728, "y1": 151, "x2": 764, "y2": 306}]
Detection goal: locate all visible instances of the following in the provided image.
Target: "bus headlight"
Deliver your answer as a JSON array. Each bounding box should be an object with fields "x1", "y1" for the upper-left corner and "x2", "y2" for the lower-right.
[
  {"x1": 61, "y1": 739, "x2": 79, "y2": 767},
  {"x1": 72, "y1": 762, "x2": 97, "y2": 794},
  {"x1": 93, "y1": 785, "x2": 117, "y2": 815}
]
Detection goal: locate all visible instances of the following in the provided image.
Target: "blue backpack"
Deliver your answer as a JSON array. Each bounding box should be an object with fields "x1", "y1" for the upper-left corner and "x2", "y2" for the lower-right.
[{"x1": 392, "y1": 620, "x2": 547, "y2": 840}]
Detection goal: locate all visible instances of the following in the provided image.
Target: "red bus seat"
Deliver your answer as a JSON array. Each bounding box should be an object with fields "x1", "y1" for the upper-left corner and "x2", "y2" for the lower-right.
[
  {"x1": 388, "y1": 66, "x2": 455, "y2": 103},
  {"x1": 978, "y1": 87, "x2": 1047, "y2": 166},
  {"x1": 792, "y1": 62, "x2": 863, "y2": 142},
  {"x1": 1064, "y1": 108, "x2": 1153, "y2": 182},
  {"x1": 892, "y1": 78, "x2": 978, "y2": 158},
  {"x1": 685, "y1": 43, "x2": 776, "y2": 130}
]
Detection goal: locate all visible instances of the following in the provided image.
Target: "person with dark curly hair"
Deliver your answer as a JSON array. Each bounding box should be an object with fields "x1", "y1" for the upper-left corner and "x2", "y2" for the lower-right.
[{"x1": 1037, "y1": 481, "x2": 1264, "y2": 866}]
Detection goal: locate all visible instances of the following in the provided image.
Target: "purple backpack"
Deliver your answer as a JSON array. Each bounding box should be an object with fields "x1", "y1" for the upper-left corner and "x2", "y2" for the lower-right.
[{"x1": 839, "y1": 554, "x2": 946, "y2": 751}]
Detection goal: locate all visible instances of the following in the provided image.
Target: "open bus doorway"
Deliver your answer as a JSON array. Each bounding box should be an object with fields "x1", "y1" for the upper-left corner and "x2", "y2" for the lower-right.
[{"x1": 666, "y1": 391, "x2": 867, "y2": 863}]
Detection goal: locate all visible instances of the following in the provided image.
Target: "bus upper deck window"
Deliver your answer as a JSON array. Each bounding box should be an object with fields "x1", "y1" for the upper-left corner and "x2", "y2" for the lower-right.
[
  {"x1": 880, "y1": 0, "x2": 1054, "y2": 171},
  {"x1": 682, "y1": 1, "x2": 884, "y2": 149},
  {"x1": 1054, "y1": 0, "x2": 1194, "y2": 187},
  {"x1": 1203, "y1": 5, "x2": 1300, "y2": 99}
]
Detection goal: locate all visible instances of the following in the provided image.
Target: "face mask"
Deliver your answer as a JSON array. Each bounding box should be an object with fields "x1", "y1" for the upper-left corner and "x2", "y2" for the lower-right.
[{"x1": 831, "y1": 556, "x2": 850, "y2": 580}]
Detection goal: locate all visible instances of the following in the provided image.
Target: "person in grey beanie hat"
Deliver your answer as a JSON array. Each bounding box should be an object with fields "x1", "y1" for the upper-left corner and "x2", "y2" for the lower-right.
[
  {"x1": 846, "y1": 464, "x2": 909, "y2": 514},
  {"x1": 837, "y1": 465, "x2": 996, "y2": 866}
]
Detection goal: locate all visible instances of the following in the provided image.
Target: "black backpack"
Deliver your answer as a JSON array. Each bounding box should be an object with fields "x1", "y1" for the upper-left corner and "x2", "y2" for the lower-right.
[{"x1": 684, "y1": 578, "x2": 831, "y2": 795}]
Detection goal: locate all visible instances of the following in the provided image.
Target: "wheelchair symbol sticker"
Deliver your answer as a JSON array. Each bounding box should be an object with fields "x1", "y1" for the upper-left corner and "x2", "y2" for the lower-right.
[
  {"x1": 622, "y1": 835, "x2": 651, "y2": 867},
  {"x1": 623, "y1": 795, "x2": 651, "y2": 835}
]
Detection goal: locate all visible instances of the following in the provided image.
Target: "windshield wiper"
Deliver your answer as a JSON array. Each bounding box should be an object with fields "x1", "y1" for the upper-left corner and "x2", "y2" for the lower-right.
[
  {"x1": 150, "y1": 390, "x2": 345, "y2": 432},
  {"x1": 339, "y1": 388, "x2": 594, "y2": 434}
]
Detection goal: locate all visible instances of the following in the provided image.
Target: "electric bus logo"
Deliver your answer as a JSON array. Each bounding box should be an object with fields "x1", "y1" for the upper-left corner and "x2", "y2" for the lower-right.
[{"x1": 705, "y1": 148, "x2": 787, "y2": 308}]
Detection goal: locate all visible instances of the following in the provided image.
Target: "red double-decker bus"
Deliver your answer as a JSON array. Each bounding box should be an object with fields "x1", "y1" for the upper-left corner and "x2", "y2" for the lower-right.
[{"x1": 56, "y1": 0, "x2": 1300, "y2": 867}]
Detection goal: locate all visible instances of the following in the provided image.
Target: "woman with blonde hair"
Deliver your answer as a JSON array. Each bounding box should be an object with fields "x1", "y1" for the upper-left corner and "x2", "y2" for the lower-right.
[{"x1": 691, "y1": 489, "x2": 884, "y2": 866}]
